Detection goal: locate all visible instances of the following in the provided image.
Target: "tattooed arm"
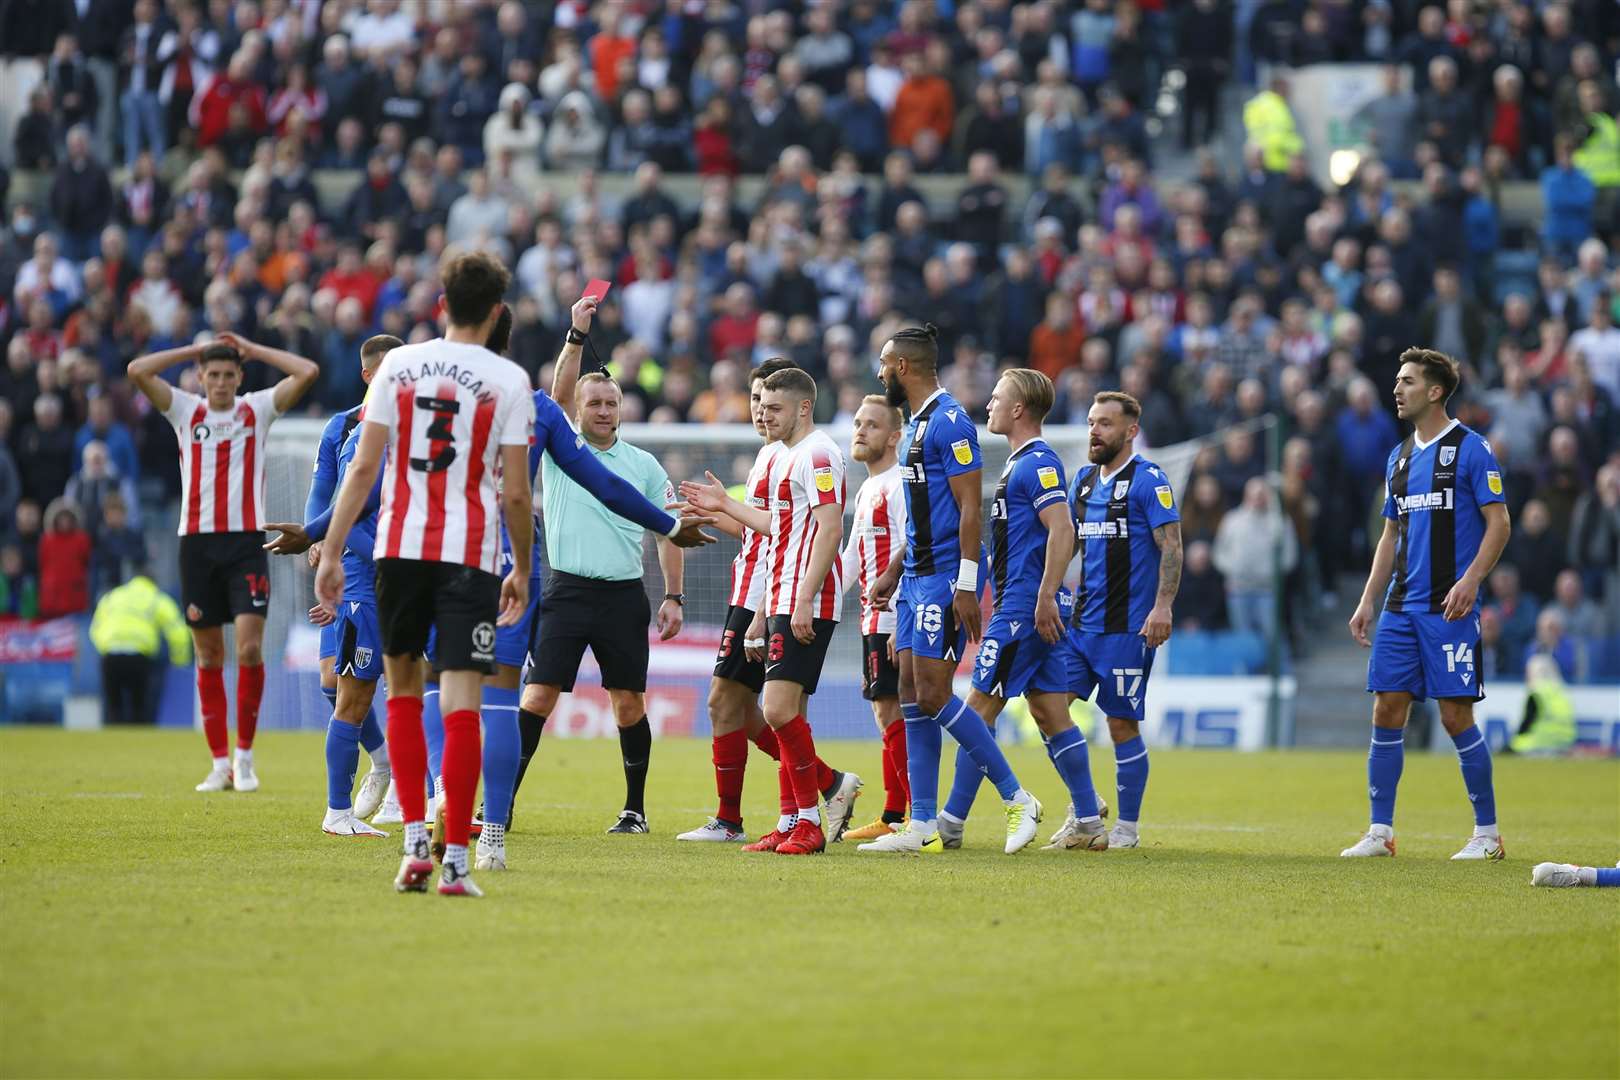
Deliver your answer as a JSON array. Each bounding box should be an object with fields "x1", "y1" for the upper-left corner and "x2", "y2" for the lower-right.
[{"x1": 1141, "y1": 521, "x2": 1182, "y2": 648}]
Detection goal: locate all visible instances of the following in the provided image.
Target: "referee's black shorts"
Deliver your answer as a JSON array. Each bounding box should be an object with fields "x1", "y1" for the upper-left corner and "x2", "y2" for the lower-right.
[{"x1": 527, "y1": 570, "x2": 651, "y2": 692}]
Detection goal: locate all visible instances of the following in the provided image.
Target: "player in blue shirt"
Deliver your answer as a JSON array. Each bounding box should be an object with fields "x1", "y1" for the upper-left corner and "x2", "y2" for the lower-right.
[
  {"x1": 298, "y1": 335, "x2": 400, "y2": 834},
  {"x1": 1344, "y1": 349, "x2": 1511, "y2": 861},
  {"x1": 859, "y1": 327, "x2": 1046, "y2": 855},
  {"x1": 1063, "y1": 391, "x2": 1182, "y2": 850},
  {"x1": 927, "y1": 370, "x2": 1113, "y2": 852}
]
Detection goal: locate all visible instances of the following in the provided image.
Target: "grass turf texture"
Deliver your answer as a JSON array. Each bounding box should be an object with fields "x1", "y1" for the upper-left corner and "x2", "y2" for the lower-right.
[{"x1": 1, "y1": 729, "x2": 1615, "y2": 1079}]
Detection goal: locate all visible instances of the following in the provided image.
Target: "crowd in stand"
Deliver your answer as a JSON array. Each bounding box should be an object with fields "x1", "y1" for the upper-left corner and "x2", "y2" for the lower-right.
[{"x1": 0, "y1": 0, "x2": 1616, "y2": 681}]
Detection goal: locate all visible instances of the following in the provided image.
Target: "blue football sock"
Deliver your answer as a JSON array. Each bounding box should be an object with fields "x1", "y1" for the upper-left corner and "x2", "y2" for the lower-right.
[
  {"x1": 1113, "y1": 736, "x2": 1150, "y2": 822},
  {"x1": 480, "y1": 686, "x2": 521, "y2": 826},
  {"x1": 941, "y1": 743, "x2": 985, "y2": 821},
  {"x1": 1368, "y1": 726, "x2": 1405, "y2": 827},
  {"x1": 1047, "y1": 726, "x2": 1101, "y2": 817},
  {"x1": 423, "y1": 683, "x2": 445, "y2": 783},
  {"x1": 938, "y1": 696, "x2": 1019, "y2": 800},
  {"x1": 358, "y1": 707, "x2": 383, "y2": 754},
  {"x1": 325, "y1": 717, "x2": 362, "y2": 811},
  {"x1": 903, "y1": 702, "x2": 942, "y2": 822},
  {"x1": 1449, "y1": 724, "x2": 1497, "y2": 828},
  {"x1": 1595, "y1": 868, "x2": 1620, "y2": 887}
]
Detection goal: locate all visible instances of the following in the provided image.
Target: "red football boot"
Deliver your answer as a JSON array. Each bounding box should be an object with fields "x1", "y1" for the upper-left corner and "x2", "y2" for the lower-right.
[
  {"x1": 742, "y1": 828, "x2": 791, "y2": 852},
  {"x1": 775, "y1": 818, "x2": 826, "y2": 855}
]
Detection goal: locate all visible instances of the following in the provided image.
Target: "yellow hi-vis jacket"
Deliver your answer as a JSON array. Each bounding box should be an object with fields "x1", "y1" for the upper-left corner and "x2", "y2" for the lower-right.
[
  {"x1": 89, "y1": 576, "x2": 192, "y2": 663},
  {"x1": 1243, "y1": 89, "x2": 1303, "y2": 172},
  {"x1": 1573, "y1": 112, "x2": 1620, "y2": 188}
]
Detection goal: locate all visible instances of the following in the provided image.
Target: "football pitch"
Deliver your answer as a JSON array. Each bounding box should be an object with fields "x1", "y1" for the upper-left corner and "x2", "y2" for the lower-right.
[{"x1": 1, "y1": 729, "x2": 1615, "y2": 1079}]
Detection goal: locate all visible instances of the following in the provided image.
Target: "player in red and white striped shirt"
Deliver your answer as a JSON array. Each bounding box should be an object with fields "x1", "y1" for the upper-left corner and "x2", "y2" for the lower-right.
[
  {"x1": 677, "y1": 359, "x2": 859, "y2": 846},
  {"x1": 682, "y1": 368, "x2": 853, "y2": 855},
  {"x1": 317, "y1": 252, "x2": 535, "y2": 898},
  {"x1": 838, "y1": 395, "x2": 913, "y2": 842},
  {"x1": 128, "y1": 333, "x2": 318, "y2": 794}
]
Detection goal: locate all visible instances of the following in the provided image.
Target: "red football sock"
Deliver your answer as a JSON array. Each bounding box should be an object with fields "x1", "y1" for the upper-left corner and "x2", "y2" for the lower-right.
[
  {"x1": 751, "y1": 724, "x2": 780, "y2": 761},
  {"x1": 713, "y1": 729, "x2": 748, "y2": 824},
  {"x1": 776, "y1": 759, "x2": 795, "y2": 817},
  {"x1": 197, "y1": 667, "x2": 228, "y2": 758},
  {"x1": 777, "y1": 715, "x2": 821, "y2": 812},
  {"x1": 386, "y1": 696, "x2": 427, "y2": 824},
  {"x1": 883, "y1": 719, "x2": 910, "y2": 814},
  {"x1": 441, "y1": 709, "x2": 481, "y2": 848},
  {"x1": 236, "y1": 663, "x2": 264, "y2": 750}
]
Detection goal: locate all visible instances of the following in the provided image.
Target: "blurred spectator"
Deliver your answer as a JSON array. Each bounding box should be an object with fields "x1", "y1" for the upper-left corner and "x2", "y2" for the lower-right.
[
  {"x1": 1548, "y1": 568, "x2": 1609, "y2": 640},
  {"x1": 52, "y1": 125, "x2": 115, "y2": 266},
  {"x1": 1212, "y1": 477, "x2": 1298, "y2": 640},
  {"x1": 1487, "y1": 564, "x2": 1540, "y2": 674},
  {"x1": 1336, "y1": 378, "x2": 1398, "y2": 515},
  {"x1": 1482, "y1": 362, "x2": 1548, "y2": 464},
  {"x1": 48, "y1": 32, "x2": 99, "y2": 138},
  {"x1": 1175, "y1": 538, "x2": 1228, "y2": 631},
  {"x1": 18, "y1": 394, "x2": 75, "y2": 507},
  {"x1": 1569, "y1": 293, "x2": 1620, "y2": 401},
  {"x1": 1509, "y1": 654, "x2": 1576, "y2": 755},
  {"x1": 0, "y1": 400, "x2": 17, "y2": 526},
  {"x1": 1508, "y1": 499, "x2": 1567, "y2": 604},
  {"x1": 12, "y1": 86, "x2": 57, "y2": 171},
  {"x1": 37, "y1": 499, "x2": 92, "y2": 619},
  {"x1": 1528, "y1": 608, "x2": 1582, "y2": 682},
  {"x1": 1477, "y1": 605, "x2": 1509, "y2": 679},
  {"x1": 1567, "y1": 463, "x2": 1620, "y2": 598},
  {"x1": 64, "y1": 440, "x2": 140, "y2": 537},
  {"x1": 89, "y1": 558, "x2": 190, "y2": 726},
  {"x1": 1028, "y1": 292, "x2": 1084, "y2": 381},
  {"x1": 1541, "y1": 135, "x2": 1596, "y2": 258},
  {"x1": 90, "y1": 492, "x2": 148, "y2": 600},
  {"x1": 1242, "y1": 76, "x2": 1301, "y2": 173}
]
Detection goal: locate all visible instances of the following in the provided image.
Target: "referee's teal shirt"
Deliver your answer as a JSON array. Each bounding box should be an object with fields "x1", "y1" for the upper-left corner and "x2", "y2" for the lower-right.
[{"x1": 541, "y1": 431, "x2": 673, "y2": 582}]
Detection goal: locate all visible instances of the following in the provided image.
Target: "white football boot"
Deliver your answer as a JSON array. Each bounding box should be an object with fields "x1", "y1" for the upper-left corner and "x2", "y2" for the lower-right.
[
  {"x1": 323, "y1": 808, "x2": 388, "y2": 838},
  {"x1": 822, "y1": 771, "x2": 863, "y2": 842},
  {"x1": 676, "y1": 819, "x2": 747, "y2": 842},
  {"x1": 1340, "y1": 825, "x2": 1396, "y2": 858},
  {"x1": 1003, "y1": 792, "x2": 1042, "y2": 854},
  {"x1": 233, "y1": 750, "x2": 259, "y2": 793},
  {"x1": 1530, "y1": 863, "x2": 1580, "y2": 887},
  {"x1": 1451, "y1": 833, "x2": 1506, "y2": 861},
  {"x1": 194, "y1": 764, "x2": 233, "y2": 792},
  {"x1": 858, "y1": 821, "x2": 940, "y2": 854},
  {"x1": 1043, "y1": 810, "x2": 1109, "y2": 851},
  {"x1": 371, "y1": 780, "x2": 403, "y2": 824},
  {"x1": 354, "y1": 765, "x2": 391, "y2": 820},
  {"x1": 475, "y1": 824, "x2": 507, "y2": 871}
]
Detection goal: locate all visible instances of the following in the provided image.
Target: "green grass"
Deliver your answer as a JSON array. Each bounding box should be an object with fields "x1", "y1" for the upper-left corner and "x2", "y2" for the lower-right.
[{"x1": 1, "y1": 729, "x2": 1616, "y2": 1079}]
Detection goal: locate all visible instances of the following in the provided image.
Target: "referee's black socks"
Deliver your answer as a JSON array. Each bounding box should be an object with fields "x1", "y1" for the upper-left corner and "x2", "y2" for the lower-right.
[
  {"x1": 510, "y1": 709, "x2": 548, "y2": 816},
  {"x1": 620, "y1": 716, "x2": 652, "y2": 817}
]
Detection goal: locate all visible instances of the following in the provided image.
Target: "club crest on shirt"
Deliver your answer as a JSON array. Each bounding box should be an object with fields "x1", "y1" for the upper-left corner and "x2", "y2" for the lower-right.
[
  {"x1": 1486, "y1": 470, "x2": 1503, "y2": 494},
  {"x1": 1113, "y1": 480, "x2": 1130, "y2": 500},
  {"x1": 1155, "y1": 485, "x2": 1173, "y2": 509},
  {"x1": 814, "y1": 467, "x2": 835, "y2": 493},
  {"x1": 1440, "y1": 446, "x2": 1457, "y2": 467},
  {"x1": 951, "y1": 439, "x2": 972, "y2": 465},
  {"x1": 1037, "y1": 467, "x2": 1060, "y2": 489}
]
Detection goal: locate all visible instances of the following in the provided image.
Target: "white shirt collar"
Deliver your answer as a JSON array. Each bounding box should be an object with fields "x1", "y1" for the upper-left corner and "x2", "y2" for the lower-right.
[
  {"x1": 915, "y1": 387, "x2": 946, "y2": 415},
  {"x1": 1099, "y1": 452, "x2": 1138, "y2": 485},
  {"x1": 1412, "y1": 418, "x2": 1459, "y2": 452}
]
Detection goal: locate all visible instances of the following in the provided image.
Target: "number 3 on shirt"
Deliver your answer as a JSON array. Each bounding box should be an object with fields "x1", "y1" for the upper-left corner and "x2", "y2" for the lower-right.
[{"x1": 410, "y1": 396, "x2": 460, "y2": 473}]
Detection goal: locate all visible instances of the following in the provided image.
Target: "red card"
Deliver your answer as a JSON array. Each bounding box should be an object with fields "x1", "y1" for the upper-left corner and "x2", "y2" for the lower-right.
[{"x1": 583, "y1": 278, "x2": 612, "y2": 303}]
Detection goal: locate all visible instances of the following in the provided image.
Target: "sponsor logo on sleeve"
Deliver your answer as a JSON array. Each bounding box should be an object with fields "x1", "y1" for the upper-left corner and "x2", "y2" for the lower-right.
[
  {"x1": 814, "y1": 467, "x2": 835, "y2": 493},
  {"x1": 1486, "y1": 470, "x2": 1502, "y2": 495},
  {"x1": 1155, "y1": 485, "x2": 1174, "y2": 509},
  {"x1": 951, "y1": 439, "x2": 973, "y2": 465},
  {"x1": 1037, "y1": 467, "x2": 1060, "y2": 489}
]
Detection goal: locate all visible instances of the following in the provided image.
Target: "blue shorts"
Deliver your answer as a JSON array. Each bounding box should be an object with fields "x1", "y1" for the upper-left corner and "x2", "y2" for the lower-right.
[
  {"x1": 318, "y1": 620, "x2": 338, "y2": 661},
  {"x1": 496, "y1": 581, "x2": 544, "y2": 670},
  {"x1": 427, "y1": 577, "x2": 542, "y2": 672},
  {"x1": 894, "y1": 570, "x2": 968, "y2": 663},
  {"x1": 1367, "y1": 608, "x2": 1485, "y2": 702},
  {"x1": 970, "y1": 597, "x2": 1074, "y2": 699},
  {"x1": 1063, "y1": 630, "x2": 1156, "y2": 723},
  {"x1": 334, "y1": 598, "x2": 383, "y2": 682}
]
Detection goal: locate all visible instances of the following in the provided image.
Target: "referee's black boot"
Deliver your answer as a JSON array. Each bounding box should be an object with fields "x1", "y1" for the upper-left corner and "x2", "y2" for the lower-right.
[{"x1": 607, "y1": 810, "x2": 649, "y2": 834}]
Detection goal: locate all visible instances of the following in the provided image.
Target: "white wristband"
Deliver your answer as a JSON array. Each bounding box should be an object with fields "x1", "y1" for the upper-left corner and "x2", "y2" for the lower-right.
[
  {"x1": 955, "y1": 559, "x2": 978, "y2": 593},
  {"x1": 666, "y1": 515, "x2": 682, "y2": 539}
]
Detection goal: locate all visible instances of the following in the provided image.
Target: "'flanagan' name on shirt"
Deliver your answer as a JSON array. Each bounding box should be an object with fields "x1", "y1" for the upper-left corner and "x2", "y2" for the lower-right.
[{"x1": 389, "y1": 360, "x2": 496, "y2": 403}]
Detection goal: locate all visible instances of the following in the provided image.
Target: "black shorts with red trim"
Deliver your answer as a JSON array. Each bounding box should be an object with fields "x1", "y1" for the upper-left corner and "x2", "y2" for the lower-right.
[
  {"x1": 376, "y1": 557, "x2": 501, "y2": 675},
  {"x1": 712, "y1": 604, "x2": 765, "y2": 693},
  {"x1": 861, "y1": 632, "x2": 900, "y2": 701},
  {"x1": 179, "y1": 532, "x2": 269, "y2": 627},
  {"x1": 763, "y1": 614, "x2": 838, "y2": 695}
]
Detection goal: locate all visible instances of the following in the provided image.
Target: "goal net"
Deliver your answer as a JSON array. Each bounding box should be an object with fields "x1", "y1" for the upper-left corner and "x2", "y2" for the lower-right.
[{"x1": 254, "y1": 419, "x2": 1214, "y2": 740}]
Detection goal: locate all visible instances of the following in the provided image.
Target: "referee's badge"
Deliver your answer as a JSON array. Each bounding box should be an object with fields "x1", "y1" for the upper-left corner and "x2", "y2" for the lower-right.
[
  {"x1": 1440, "y1": 446, "x2": 1457, "y2": 467},
  {"x1": 1486, "y1": 470, "x2": 1503, "y2": 494},
  {"x1": 951, "y1": 439, "x2": 972, "y2": 465}
]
